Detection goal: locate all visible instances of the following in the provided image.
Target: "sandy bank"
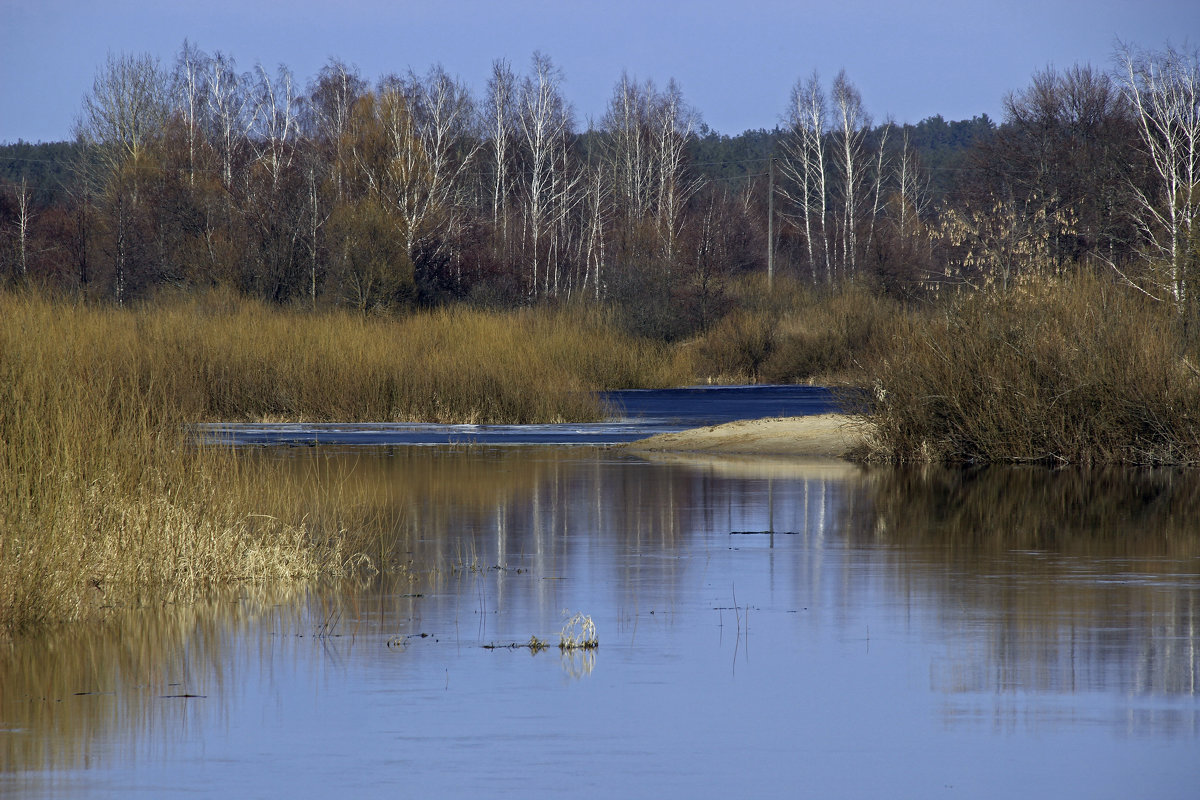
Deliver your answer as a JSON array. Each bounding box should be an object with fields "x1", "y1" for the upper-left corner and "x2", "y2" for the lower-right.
[{"x1": 623, "y1": 413, "x2": 872, "y2": 460}]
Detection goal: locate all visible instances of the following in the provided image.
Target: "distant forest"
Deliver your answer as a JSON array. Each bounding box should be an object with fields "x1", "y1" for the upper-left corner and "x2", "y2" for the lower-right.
[{"x1": 0, "y1": 41, "x2": 1196, "y2": 336}]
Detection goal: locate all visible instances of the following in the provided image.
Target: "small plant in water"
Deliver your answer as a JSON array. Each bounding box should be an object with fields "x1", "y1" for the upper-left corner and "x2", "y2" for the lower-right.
[
  {"x1": 528, "y1": 635, "x2": 548, "y2": 653},
  {"x1": 558, "y1": 612, "x2": 598, "y2": 650}
]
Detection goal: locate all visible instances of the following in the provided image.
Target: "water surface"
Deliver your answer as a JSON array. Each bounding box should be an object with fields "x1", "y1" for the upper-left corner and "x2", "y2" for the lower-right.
[
  {"x1": 193, "y1": 384, "x2": 846, "y2": 446},
  {"x1": 3, "y1": 448, "x2": 1197, "y2": 798}
]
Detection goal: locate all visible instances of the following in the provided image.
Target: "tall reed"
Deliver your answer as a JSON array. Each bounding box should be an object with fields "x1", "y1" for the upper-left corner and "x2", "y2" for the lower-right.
[
  {"x1": 116, "y1": 292, "x2": 689, "y2": 423},
  {"x1": 693, "y1": 278, "x2": 902, "y2": 384},
  {"x1": 0, "y1": 291, "x2": 692, "y2": 631},
  {"x1": 866, "y1": 274, "x2": 1200, "y2": 464}
]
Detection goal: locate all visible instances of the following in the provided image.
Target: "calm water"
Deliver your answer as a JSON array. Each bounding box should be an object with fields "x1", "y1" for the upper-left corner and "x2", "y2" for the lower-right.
[
  {"x1": 3, "y1": 447, "x2": 1199, "y2": 798},
  {"x1": 193, "y1": 384, "x2": 847, "y2": 446}
]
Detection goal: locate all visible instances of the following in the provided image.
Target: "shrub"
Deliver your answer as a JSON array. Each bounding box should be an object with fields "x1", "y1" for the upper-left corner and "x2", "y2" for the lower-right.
[{"x1": 867, "y1": 274, "x2": 1200, "y2": 464}]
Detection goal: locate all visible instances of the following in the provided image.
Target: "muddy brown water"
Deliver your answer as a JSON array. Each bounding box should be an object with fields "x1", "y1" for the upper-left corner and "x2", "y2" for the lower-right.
[{"x1": 3, "y1": 447, "x2": 1198, "y2": 798}]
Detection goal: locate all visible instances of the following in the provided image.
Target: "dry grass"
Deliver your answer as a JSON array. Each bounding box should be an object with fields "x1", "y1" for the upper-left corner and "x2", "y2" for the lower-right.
[
  {"x1": 558, "y1": 612, "x2": 598, "y2": 650},
  {"x1": 693, "y1": 278, "x2": 902, "y2": 385},
  {"x1": 0, "y1": 300, "x2": 347, "y2": 632},
  {"x1": 122, "y1": 291, "x2": 690, "y2": 424},
  {"x1": 0, "y1": 291, "x2": 690, "y2": 633},
  {"x1": 865, "y1": 273, "x2": 1200, "y2": 464}
]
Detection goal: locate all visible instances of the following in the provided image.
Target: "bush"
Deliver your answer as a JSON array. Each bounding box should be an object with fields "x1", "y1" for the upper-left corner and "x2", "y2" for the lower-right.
[
  {"x1": 694, "y1": 278, "x2": 901, "y2": 384},
  {"x1": 867, "y1": 274, "x2": 1200, "y2": 464}
]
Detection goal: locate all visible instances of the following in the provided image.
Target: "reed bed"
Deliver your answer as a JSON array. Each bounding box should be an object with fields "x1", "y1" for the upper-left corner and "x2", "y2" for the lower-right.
[
  {"x1": 0, "y1": 291, "x2": 691, "y2": 632},
  {"x1": 865, "y1": 274, "x2": 1200, "y2": 464},
  {"x1": 113, "y1": 292, "x2": 690, "y2": 424},
  {"x1": 693, "y1": 278, "x2": 902, "y2": 384},
  {"x1": 0, "y1": 310, "x2": 340, "y2": 632}
]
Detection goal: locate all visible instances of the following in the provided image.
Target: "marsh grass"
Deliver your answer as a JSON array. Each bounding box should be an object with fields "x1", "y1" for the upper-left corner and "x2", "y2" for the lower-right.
[
  {"x1": 0, "y1": 291, "x2": 688, "y2": 632},
  {"x1": 694, "y1": 278, "x2": 901, "y2": 385},
  {"x1": 558, "y1": 612, "x2": 598, "y2": 650},
  {"x1": 866, "y1": 274, "x2": 1200, "y2": 464},
  {"x1": 138, "y1": 292, "x2": 689, "y2": 423},
  {"x1": 0, "y1": 298, "x2": 362, "y2": 631}
]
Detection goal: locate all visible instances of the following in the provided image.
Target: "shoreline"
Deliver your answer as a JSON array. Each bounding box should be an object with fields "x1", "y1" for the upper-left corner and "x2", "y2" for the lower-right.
[{"x1": 621, "y1": 413, "x2": 871, "y2": 460}]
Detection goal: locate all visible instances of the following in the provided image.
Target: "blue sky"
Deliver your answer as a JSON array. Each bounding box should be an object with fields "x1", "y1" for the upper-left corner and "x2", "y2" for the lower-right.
[{"x1": 1, "y1": 0, "x2": 1196, "y2": 144}]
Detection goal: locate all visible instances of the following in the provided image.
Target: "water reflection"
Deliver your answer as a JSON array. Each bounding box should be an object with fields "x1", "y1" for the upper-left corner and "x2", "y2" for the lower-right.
[
  {"x1": 858, "y1": 466, "x2": 1200, "y2": 707},
  {"x1": 0, "y1": 586, "x2": 306, "y2": 775},
  {"x1": 3, "y1": 450, "x2": 1198, "y2": 796}
]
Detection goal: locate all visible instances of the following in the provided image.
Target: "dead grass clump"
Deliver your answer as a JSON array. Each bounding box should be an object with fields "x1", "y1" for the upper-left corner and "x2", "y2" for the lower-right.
[
  {"x1": 558, "y1": 612, "x2": 598, "y2": 650},
  {"x1": 693, "y1": 280, "x2": 902, "y2": 384},
  {"x1": 866, "y1": 274, "x2": 1200, "y2": 464}
]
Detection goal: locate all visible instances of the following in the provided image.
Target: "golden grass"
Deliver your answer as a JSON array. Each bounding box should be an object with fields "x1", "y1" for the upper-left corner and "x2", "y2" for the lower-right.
[
  {"x1": 865, "y1": 273, "x2": 1200, "y2": 464},
  {"x1": 119, "y1": 291, "x2": 690, "y2": 424},
  {"x1": 692, "y1": 277, "x2": 902, "y2": 385},
  {"x1": 558, "y1": 612, "x2": 598, "y2": 650},
  {"x1": 0, "y1": 291, "x2": 691, "y2": 632}
]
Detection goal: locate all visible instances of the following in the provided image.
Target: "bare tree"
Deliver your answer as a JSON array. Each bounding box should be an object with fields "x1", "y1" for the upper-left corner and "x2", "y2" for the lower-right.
[
  {"x1": 779, "y1": 71, "x2": 830, "y2": 282},
  {"x1": 14, "y1": 177, "x2": 31, "y2": 280},
  {"x1": 604, "y1": 72, "x2": 653, "y2": 231},
  {"x1": 518, "y1": 52, "x2": 574, "y2": 297},
  {"x1": 308, "y1": 59, "x2": 367, "y2": 204},
  {"x1": 651, "y1": 78, "x2": 704, "y2": 263},
  {"x1": 170, "y1": 39, "x2": 208, "y2": 185},
  {"x1": 580, "y1": 162, "x2": 612, "y2": 298},
  {"x1": 203, "y1": 52, "x2": 255, "y2": 191},
  {"x1": 1116, "y1": 41, "x2": 1200, "y2": 310},
  {"x1": 75, "y1": 51, "x2": 169, "y2": 302},
  {"x1": 486, "y1": 59, "x2": 518, "y2": 253},
  {"x1": 600, "y1": 74, "x2": 702, "y2": 267},
  {"x1": 251, "y1": 62, "x2": 303, "y2": 190},
  {"x1": 866, "y1": 119, "x2": 892, "y2": 260},
  {"x1": 368, "y1": 65, "x2": 480, "y2": 294},
  {"x1": 831, "y1": 70, "x2": 870, "y2": 277},
  {"x1": 893, "y1": 127, "x2": 930, "y2": 243}
]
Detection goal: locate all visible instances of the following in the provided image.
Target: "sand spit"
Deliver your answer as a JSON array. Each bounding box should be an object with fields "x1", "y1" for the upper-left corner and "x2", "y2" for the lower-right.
[{"x1": 623, "y1": 413, "x2": 871, "y2": 460}]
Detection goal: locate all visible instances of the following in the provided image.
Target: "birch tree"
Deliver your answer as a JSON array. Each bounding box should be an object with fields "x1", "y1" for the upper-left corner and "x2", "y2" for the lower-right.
[
  {"x1": 308, "y1": 59, "x2": 367, "y2": 204},
  {"x1": 651, "y1": 79, "x2": 704, "y2": 263},
  {"x1": 518, "y1": 52, "x2": 573, "y2": 297},
  {"x1": 251, "y1": 63, "x2": 302, "y2": 190},
  {"x1": 1116, "y1": 42, "x2": 1200, "y2": 311},
  {"x1": 13, "y1": 178, "x2": 31, "y2": 280},
  {"x1": 170, "y1": 39, "x2": 208, "y2": 186},
  {"x1": 779, "y1": 72, "x2": 830, "y2": 282},
  {"x1": 604, "y1": 73, "x2": 653, "y2": 235},
  {"x1": 487, "y1": 59, "x2": 518, "y2": 253},
  {"x1": 601, "y1": 74, "x2": 702, "y2": 267},
  {"x1": 580, "y1": 162, "x2": 611, "y2": 298},
  {"x1": 203, "y1": 52, "x2": 254, "y2": 191},
  {"x1": 75, "y1": 51, "x2": 169, "y2": 302},
  {"x1": 373, "y1": 66, "x2": 480, "y2": 294},
  {"x1": 831, "y1": 70, "x2": 870, "y2": 277}
]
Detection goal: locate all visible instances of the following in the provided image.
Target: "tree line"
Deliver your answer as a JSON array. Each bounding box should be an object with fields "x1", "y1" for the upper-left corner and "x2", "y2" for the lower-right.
[{"x1": 1, "y1": 40, "x2": 1197, "y2": 335}]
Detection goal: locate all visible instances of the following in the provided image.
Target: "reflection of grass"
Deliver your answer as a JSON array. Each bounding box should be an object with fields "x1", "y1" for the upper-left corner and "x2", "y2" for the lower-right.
[
  {"x1": 559, "y1": 612, "x2": 598, "y2": 650},
  {"x1": 0, "y1": 290, "x2": 694, "y2": 632},
  {"x1": 0, "y1": 587, "x2": 307, "y2": 771},
  {"x1": 860, "y1": 464, "x2": 1200, "y2": 557}
]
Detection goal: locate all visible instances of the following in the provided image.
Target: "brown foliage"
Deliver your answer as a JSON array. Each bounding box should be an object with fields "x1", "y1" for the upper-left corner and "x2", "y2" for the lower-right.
[{"x1": 867, "y1": 274, "x2": 1200, "y2": 464}]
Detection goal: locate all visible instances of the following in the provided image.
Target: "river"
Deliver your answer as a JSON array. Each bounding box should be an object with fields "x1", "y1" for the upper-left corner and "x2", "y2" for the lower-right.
[{"x1": 2, "y1": 388, "x2": 1197, "y2": 798}]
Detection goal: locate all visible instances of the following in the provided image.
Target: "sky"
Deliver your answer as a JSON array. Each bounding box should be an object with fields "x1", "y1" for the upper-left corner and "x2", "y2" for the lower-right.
[{"x1": 1, "y1": 0, "x2": 1197, "y2": 144}]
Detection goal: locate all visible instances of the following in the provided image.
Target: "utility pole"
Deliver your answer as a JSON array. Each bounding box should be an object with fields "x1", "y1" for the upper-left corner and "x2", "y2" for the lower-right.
[{"x1": 767, "y1": 155, "x2": 775, "y2": 289}]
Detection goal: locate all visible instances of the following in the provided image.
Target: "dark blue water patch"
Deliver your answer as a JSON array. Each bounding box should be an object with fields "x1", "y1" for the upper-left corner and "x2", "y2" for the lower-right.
[
  {"x1": 193, "y1": 385, "x2": 851, "y2": 447},
  {"x1": 602, "y1": 384, "x2": 848, "y2": 426}
]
